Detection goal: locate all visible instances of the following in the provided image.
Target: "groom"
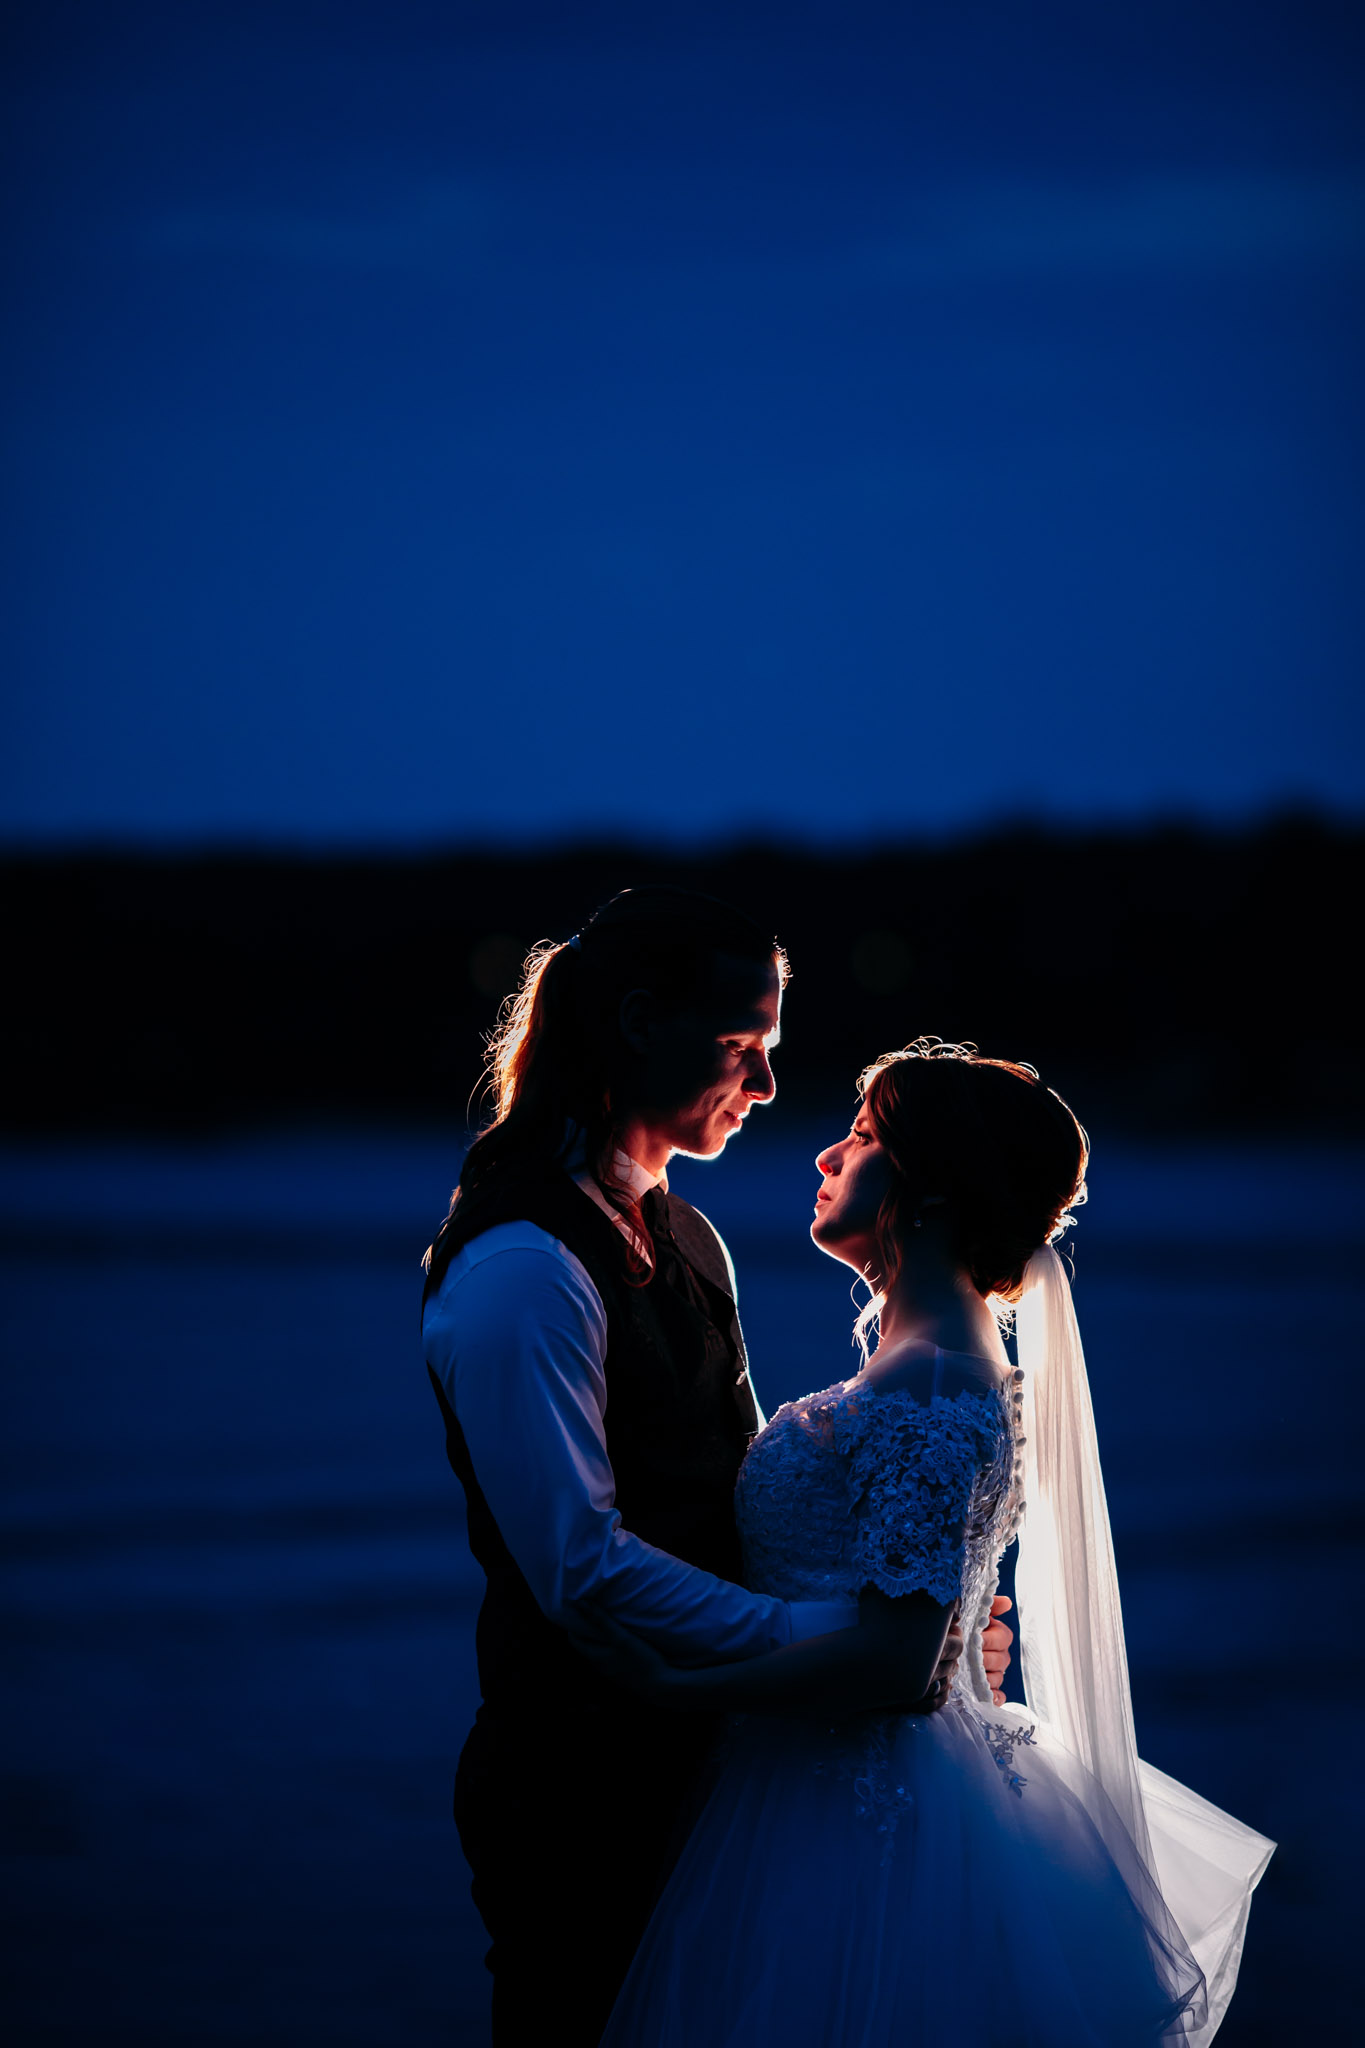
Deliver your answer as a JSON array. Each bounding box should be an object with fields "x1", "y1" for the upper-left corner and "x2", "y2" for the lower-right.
[{"x1": 422, "y1": 886, "x2": 1012, "y2": 2047}]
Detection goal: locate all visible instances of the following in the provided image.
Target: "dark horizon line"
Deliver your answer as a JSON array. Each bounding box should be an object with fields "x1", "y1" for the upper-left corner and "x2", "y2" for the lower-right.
[{"x1": 1, "y1": 800, "x2": 1360, "y2": 866}]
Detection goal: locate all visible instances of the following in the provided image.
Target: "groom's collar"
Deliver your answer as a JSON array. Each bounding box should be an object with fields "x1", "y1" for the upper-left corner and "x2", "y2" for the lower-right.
[
  {"x1": 565, "y1": 1129, "x2": 667, "y2": 1261},
  {"x1": 601, "y1": 1145, "x2": 668, "y2": 1201}
]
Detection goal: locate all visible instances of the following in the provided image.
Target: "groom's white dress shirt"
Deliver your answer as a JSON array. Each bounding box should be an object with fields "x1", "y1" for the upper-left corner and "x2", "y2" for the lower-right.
[{"x1": 423, "y1": 1148, "x2": 855, "y2": 1663}]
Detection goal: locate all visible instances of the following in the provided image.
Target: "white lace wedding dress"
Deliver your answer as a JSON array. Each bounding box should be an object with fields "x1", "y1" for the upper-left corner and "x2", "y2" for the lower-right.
[{"x1": 602, "y1": 1273, "x2": 1271, "y2": 2047}]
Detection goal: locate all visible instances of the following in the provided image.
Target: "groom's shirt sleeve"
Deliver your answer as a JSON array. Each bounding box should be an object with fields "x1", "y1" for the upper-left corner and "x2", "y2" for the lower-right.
[{"x1": 423, "y1": 1222, "x2": 853, "y2": 1662}]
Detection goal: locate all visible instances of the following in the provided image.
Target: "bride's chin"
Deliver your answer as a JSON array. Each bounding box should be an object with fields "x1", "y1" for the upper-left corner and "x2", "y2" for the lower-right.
[{"x1": 810, "y1": 1222, "x2": 865, "y2": 1273}]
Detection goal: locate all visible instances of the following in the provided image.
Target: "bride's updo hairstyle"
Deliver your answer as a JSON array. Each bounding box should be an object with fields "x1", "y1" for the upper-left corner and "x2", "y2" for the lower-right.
[
  {"x1": 423, "y1": 886, "x2": 787, "y2": 1300},
  {"x1": 859, "y1": 1037, "x2": 1088, "y2": 1309}
]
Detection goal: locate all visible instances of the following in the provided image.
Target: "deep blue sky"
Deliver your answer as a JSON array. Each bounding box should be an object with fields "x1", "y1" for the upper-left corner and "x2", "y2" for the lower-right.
[{"x1": 3, "y1": 1, "x2": 1362, "y2": 846}]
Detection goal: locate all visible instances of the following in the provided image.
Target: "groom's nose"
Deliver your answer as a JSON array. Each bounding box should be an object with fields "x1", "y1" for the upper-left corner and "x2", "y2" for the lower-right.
[{"x1": 744, "y1": 1048, "x2": 776, "y2": 1101}]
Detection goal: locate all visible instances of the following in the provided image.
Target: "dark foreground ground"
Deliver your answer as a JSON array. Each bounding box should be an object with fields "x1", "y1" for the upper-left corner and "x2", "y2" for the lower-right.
[{"x1": 2, "y1": 1121, "x2": 1361, "y2": 2044}]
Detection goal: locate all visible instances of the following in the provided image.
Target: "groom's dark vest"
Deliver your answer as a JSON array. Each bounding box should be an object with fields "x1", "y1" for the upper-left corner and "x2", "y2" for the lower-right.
[{"x1": 426, "y1": 1166, "x2": 759, "y2": 1716}]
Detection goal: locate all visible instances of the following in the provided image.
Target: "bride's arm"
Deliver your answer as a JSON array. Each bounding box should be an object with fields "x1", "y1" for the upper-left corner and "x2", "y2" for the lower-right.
[{"x1": 570, "y1": 1585, "x2": 956, "y2": 1718}]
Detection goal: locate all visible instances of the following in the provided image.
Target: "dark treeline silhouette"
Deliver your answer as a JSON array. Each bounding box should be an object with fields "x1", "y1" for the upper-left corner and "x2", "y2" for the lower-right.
[{"x1": 3, "y1": 817, "x2": 1358, "y2": 1134}]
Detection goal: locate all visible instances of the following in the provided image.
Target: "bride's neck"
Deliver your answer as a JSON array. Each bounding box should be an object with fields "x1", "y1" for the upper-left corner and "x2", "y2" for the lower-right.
[{"x1": 874, "y1": 1233, "x2": 1006, "y2": 1363}]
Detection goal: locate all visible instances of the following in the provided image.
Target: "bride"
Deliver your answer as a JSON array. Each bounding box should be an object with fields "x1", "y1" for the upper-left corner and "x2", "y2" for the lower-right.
[{"x1": 578, "y1": 1040, "x2": 1272, "y2": 2046}]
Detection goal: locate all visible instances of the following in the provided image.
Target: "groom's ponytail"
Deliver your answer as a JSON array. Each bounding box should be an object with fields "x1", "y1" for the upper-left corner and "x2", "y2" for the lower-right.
[
  {"x1": 423, "y1": 886, "x2": 786, "y2": 1300},
  {"x1": 485, "y1": 934, "x2": 592, "y2": 1133}
]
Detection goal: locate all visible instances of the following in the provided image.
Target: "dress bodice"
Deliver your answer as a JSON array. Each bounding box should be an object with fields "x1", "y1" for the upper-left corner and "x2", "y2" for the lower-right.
[{"x1": 735, "y1": 1362, "x2": 1024, "y2": 1690}]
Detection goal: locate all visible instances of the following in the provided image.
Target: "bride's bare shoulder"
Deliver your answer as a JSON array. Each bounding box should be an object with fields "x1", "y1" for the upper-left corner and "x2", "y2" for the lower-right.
[{"x1": 857, "y1": 1338, "x2": 1009, "y2": 1403}]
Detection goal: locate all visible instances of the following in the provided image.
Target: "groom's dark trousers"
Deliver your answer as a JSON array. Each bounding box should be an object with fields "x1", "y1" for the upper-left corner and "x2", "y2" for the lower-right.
[
  {"x1": 428, "y1": 1169, "x2": 759, "y2": 2047},
  {"x1": 455, "y1": 1697, "x2": 718, "y2": 2047}
]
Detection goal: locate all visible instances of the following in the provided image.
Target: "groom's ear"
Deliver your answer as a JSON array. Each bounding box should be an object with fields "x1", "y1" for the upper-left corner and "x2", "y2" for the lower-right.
[{"x1": 618, "y1": 988, "x2": 656, "y2": 1055}]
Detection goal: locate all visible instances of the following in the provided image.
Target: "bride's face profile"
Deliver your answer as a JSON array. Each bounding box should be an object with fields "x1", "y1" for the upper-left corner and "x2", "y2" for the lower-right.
[{"x1": 811, "y1": 1107, "x2": 895, "y2": 1276}]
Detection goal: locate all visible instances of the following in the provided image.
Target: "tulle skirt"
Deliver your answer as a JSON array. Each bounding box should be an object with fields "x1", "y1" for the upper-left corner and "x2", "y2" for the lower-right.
[{"x1": 601, "y1": 1696, "x2": 1205, "y2": 2047}]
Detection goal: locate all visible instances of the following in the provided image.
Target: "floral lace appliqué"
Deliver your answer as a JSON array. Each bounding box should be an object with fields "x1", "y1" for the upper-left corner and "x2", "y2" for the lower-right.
[
  {"x1": 810, "y1": 1715, "x2": 920, "y2": 1867},
  {"x1": 972, "y1": 1710, "x2": 1038, "y2": 1795},
  {"x1": 735, "y1": 1371, "x2": 1025, "y2": 1856},
  {"x1": 830, "y1": 1384, "x2": 1015, "y2": 1609}
]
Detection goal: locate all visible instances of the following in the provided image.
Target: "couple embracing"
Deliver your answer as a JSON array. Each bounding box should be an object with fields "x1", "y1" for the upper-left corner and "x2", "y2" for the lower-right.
[{"x1": 421, "y1": 887, "x2": 1271, "y2": 2046}]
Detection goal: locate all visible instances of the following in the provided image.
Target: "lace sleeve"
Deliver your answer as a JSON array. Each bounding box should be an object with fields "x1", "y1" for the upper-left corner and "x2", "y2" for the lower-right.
[{"x1": 831, "y1": 1388, "x2": 1006, "y2": 1606}]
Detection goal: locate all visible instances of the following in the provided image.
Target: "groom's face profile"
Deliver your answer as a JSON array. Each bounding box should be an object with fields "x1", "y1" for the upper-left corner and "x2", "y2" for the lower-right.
[{"x1": 621, "y1": 952, "x2": 782, "y2": 1164}]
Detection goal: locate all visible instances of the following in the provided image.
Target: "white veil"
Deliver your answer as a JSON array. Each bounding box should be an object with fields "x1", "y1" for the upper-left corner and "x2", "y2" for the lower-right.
[{"x1": 1011, "y1": 1245, "x2": 1275, "y2": 2043}]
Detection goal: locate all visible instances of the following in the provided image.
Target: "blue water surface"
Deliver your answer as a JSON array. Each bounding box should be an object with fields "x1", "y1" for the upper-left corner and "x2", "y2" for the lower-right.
[{"x1": 2, "y1": 1124, "x2": 1360, "y2": 2043}]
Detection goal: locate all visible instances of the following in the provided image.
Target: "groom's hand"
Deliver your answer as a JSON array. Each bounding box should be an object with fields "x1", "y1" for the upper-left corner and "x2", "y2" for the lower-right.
[
  {"x1": 982, "y1": 1595, "x2": 1013, "y2": 1706},
  {"x1": 903, "y1": 1616, "x2": 965, "y2": 1714}
]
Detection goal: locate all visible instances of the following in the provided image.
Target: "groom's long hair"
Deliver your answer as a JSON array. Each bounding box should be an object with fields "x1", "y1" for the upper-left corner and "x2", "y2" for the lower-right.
[{"x1": 423, "y1": 886, "x2": 787, "y2": 1301}]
